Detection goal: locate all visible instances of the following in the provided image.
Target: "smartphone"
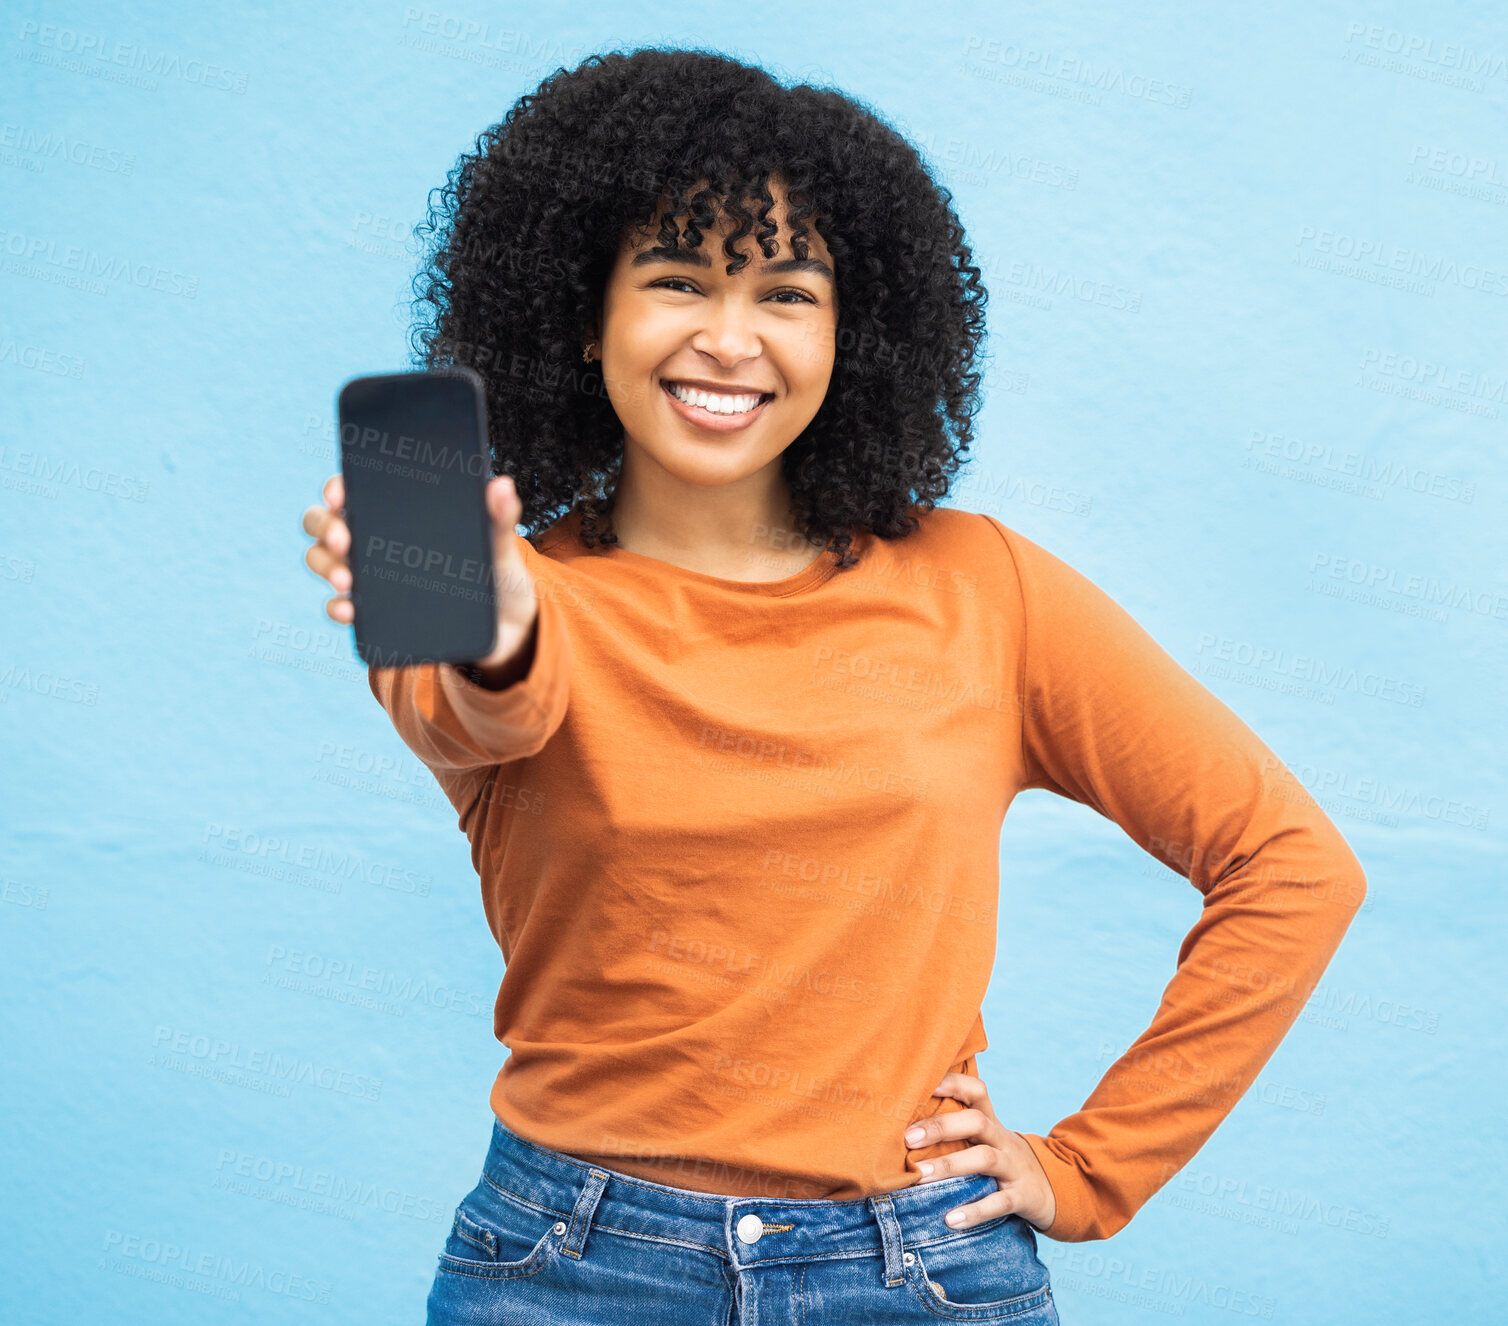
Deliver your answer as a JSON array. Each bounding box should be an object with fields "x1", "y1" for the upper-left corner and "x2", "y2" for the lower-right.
[{"x1": 335, "y1": 367, "x2": 497, "y2": 667}]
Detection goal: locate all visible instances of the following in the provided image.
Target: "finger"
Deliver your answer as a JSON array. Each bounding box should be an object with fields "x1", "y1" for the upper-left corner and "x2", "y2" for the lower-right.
[
  {"x1": 323, "y1": 508, "x2": 350, "y2": 558},
  {"x1": 305, "y1": 542, "x2": 351, "y2": 592},
  {"x1": 301, "y1": 503, "x2": 330, "y2": 539},
  {"x1": 939, "y1": 1184, "x2": 1019, "y2": 1231},
  {"x1": 932, "y1": 1072, "x2": 1001, "y2": 1133},
  {"x1": 301, "y1": 503, "x2": 350, "y2": 561},
  {"x1": 904, "y1": 1106, "x2": 987, "y2": 1151},
  {"x1": 323, "y1": 472, "x2": 345, "y2": 512},
  {"x1": 324, "y1": 595, "x2": 354, "y2": 624},
  {"x1": 913, "y1": 1142, "x2": 999, "y2": 1186},
  {"x1": 933, "y1": 1071, "x2": 989, "y2": 1106}
]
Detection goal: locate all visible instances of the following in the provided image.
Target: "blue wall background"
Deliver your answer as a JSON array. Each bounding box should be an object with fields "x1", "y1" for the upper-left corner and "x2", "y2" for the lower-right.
[{"x1": 3, "y1": 1, "x2": 1503, "y2": 1321}]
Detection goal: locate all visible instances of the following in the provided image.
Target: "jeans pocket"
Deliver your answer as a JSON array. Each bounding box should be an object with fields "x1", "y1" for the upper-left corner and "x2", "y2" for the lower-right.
[
  {"x1": 436, "y1": 1172, "x2": 568, "y2": 1281},
  {"x1": 905, "y1": 1214, "x2": 1056, "y2": 1321}
]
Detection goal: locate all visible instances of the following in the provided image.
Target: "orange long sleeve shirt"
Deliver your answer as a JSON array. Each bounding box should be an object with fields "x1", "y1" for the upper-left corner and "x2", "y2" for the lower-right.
[{"x1": 367, "y1": 503, "x2": 1366, "y2": 1243}]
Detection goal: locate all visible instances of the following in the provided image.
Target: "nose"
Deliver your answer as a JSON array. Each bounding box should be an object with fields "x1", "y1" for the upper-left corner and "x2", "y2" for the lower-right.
[{"x1": 688, "y1": 291, "x2": 763, "y2": 365}]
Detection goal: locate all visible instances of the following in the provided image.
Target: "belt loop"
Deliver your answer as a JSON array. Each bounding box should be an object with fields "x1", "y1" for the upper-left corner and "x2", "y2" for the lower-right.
[
  {"x1": 561, "y1": 1168, "x2": 609, "y2": 1260},
  {"x1": 866, "y1": 1193, "x2": 906, "y2": 1287}
]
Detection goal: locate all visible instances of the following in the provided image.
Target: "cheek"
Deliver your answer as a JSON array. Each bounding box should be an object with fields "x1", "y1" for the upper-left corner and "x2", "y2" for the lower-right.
[
  {"x1": 600, "y1": 356, "x2": 661, "y2": 416},
  {"x1": 789, "y1": 351, "x2": 836, "y2": 404},
  {"x1": 786, "y1": 319, "x2": 837, "y2": 387},
  {"x1": 601, "y1": 375, "x2": 639, "y2": 420}
]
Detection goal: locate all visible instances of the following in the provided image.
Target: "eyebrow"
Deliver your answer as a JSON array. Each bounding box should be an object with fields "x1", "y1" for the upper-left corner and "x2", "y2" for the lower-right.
[{"x1": 630, "y1": 245, "x2": 834, "y2": 284}]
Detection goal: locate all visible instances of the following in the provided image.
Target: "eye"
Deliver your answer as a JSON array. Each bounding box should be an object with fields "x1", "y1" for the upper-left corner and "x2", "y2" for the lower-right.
[{"x1": 647, "y1": 278, "x2": 817, "y2": 306}]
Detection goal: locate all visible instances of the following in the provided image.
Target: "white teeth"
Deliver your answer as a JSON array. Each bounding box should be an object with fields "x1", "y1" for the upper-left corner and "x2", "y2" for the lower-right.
[{"x1": 667, "y1": 382, "x2": 766, "y2": 414}]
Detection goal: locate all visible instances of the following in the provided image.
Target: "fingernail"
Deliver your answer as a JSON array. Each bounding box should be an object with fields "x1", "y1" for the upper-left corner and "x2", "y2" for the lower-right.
[
  {"x1": 905, "y1": 1127, "x2": 925, "y2": 1145},
  {"x1": 945, "y1": 1211, "x2": 964, "y2": 1227},
  {"x1": 917, "y1": 1162, "x2": 933, "y2": 1177}
]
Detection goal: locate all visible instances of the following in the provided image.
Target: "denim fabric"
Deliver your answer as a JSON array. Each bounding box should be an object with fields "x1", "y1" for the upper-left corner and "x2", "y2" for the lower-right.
[{"x1": 426, "y1": 1118, "x2": 1059, "y2": 1324}]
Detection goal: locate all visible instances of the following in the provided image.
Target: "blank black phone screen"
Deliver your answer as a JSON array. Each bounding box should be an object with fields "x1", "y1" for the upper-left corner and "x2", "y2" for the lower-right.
[{"x1": 336, "y1": 367, "x2": 497, "y2": 667}]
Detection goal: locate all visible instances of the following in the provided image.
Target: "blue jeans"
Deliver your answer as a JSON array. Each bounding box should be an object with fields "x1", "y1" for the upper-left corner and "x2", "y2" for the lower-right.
[{"x1": 426, "y1": 1118, "x2": 1060, "y2": 1323}]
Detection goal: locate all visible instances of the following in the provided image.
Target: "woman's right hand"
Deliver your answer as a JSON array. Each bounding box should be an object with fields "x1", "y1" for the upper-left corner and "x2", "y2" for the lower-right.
[{"x1": 300, "y1": 471, "x2": 540, "y2": 683}]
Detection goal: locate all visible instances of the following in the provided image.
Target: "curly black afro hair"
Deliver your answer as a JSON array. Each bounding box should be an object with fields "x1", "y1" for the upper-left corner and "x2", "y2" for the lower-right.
[{"x1": 407, "y1": 45, "x2": 990, "y2": 570}]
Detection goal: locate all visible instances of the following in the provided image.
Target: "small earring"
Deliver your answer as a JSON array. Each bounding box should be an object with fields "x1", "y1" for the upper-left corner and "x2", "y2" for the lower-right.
[{"x1": 582, "y1": 343, "x2": 596, "y2": 362}]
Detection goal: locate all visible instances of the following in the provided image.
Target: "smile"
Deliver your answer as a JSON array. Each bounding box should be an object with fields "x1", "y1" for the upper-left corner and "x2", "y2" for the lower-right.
[{"x1": 661, "y1": 380, "x2": 774, "y2": 432}]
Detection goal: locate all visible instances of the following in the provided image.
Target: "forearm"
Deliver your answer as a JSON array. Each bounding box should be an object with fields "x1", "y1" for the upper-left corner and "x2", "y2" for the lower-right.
[
  {"x1": 1023, "y1": 817, "x2": 1367, "y2": 1242},
  {"x1": 368, "y1": 592, "x2": 569, "y2": 775}
]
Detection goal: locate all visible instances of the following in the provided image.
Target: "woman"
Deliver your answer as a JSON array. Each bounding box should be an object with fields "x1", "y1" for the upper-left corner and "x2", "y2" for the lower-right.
[{"x1": 301, "y1": 47, "x2": 1366, "y2": 1324}]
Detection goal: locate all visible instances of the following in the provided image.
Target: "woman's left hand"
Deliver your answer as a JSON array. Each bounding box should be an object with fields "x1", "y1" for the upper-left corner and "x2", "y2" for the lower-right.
[{"x1": 902, "y1": 1070, "x2": 1057, "y2": 1234}]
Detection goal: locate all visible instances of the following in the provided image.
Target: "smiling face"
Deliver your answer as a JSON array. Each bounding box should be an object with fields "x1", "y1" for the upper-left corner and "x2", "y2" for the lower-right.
[{"x1": 592, "y1": 176, "x2": 838, "y2": 491}]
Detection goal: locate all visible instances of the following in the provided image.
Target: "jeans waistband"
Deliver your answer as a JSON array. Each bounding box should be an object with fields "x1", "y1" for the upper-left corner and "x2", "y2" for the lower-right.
[{"x1": 479, "y1": 1117, "x2": 1005, "y2": 1270}]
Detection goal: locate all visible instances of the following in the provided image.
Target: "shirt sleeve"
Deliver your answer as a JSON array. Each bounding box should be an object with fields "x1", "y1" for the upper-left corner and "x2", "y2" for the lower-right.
[
  {"x1": 366, "y1": 540, "x2": 572, "y2": 786},
  {"x1": 984, "y1": 515, "x2": 1367, "y2": 1243}
]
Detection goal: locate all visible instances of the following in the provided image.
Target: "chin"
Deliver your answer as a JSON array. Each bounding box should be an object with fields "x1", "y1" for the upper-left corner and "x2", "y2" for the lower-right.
[
  {"x1": 659, "y1": 457, "x2": 766, "y2": 488},
  {"x1": 645, "y1": 439, "x2": 780, "y2": 486}
]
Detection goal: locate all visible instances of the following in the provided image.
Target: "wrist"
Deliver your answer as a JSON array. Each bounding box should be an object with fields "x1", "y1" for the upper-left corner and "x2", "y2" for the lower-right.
[{"x1": 459, "y1": 616, "x2": 538, "y2": 691}]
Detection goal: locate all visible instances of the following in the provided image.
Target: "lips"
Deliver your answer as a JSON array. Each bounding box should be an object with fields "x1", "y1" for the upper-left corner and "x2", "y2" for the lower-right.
[
  {"x1": 662, "y1": 380, "x2": 774, "y2": 406},
  {"x1": 659, "y1": 379, "x2": 775, "y2": 431}
]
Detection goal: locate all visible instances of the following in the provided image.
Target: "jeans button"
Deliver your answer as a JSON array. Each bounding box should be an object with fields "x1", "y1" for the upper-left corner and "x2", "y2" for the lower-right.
[{"x1": 736, "y1": 1214, "x2": 764, "y2": 1244}]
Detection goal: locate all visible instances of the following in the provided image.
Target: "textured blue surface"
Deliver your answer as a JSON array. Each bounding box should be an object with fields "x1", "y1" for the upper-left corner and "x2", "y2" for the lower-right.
[{"x1": 2, "y1": 2, "x2": 1503, "y2": 1321}]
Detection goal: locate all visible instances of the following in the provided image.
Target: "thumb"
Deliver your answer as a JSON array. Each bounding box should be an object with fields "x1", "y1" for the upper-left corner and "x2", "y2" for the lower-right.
[
  {"x1": 485, "y1": 475, "x2": 525, "y2": 556},
  {"x1": 484, "y1": 475, "x2": 530, "y2": 597},
  {"x1": 485, "y1": 473, "x2": 522, "y2": 534}
]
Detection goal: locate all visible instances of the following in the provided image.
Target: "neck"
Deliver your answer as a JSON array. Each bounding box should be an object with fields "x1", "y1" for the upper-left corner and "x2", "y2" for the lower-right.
[{"x1": 604, "y1": 442, "x2": 823, "y2": 579}]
